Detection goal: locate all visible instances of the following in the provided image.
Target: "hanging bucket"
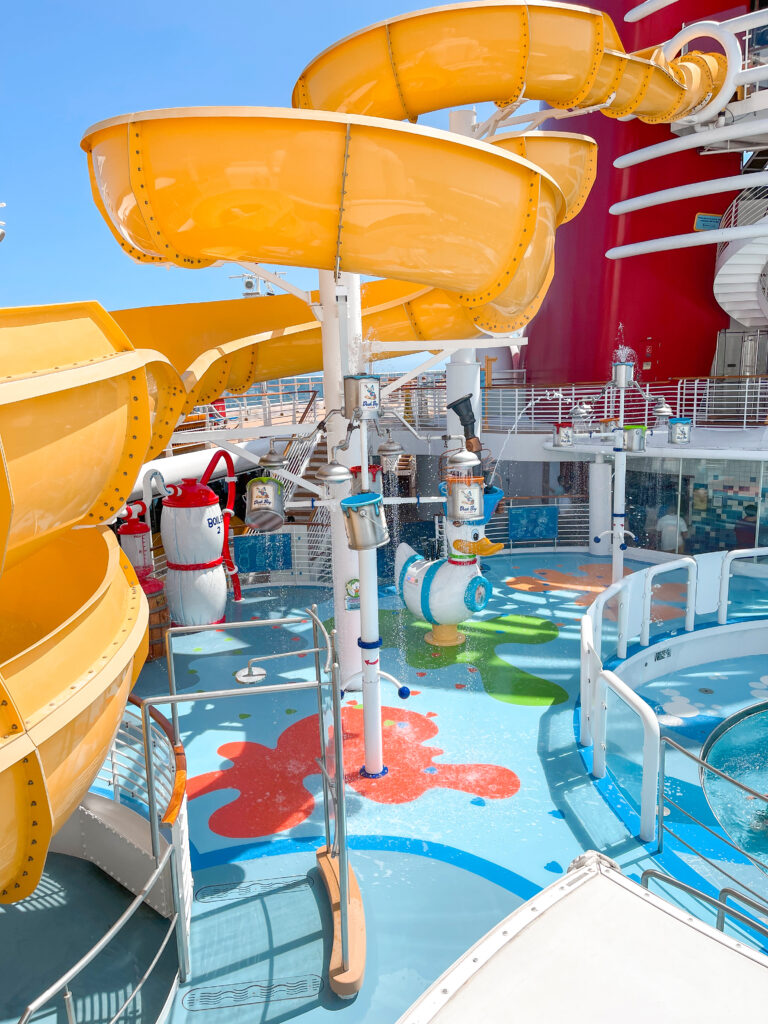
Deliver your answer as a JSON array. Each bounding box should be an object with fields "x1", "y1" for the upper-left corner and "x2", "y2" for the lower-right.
[
  {"x1": 350, "y1": 464, "x2": 383, "y2": 495},
  {"x1": 445, "y1": 478, "x2": 484, "y2": 522},
  {"x1": 623, "y1": 424, "x2": 647, "y2": 452},
  {"x1": 340, "y1": 491, "x2": 390, "y2": 550},
  {"x1": 668, "y1": 417, "x2": 691, "y2": 445},
  {"x1": 612, "y1": 361, "x2": 635, "y2": 389},
  {"x1": 553, "y1": 422, "x2": 573, "y2": 448},
  {"x1": 245, "y1": 476, "x2": 285, "y2": 532},
  {"x1": 598, "y1": 417, "x2": 618, "y2": 443}
]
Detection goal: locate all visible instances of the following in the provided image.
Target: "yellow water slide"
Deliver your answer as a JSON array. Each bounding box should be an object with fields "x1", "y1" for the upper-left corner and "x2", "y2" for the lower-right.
[
  {"x1": 0, "y1": 303, "x2": 184, "y2": 899},
  {"x1": 0, "y1": 2, "x2": 729, "y2": 902},
  {"x1": 82, "y1": 1, "x2": 727, "y2": 408}
]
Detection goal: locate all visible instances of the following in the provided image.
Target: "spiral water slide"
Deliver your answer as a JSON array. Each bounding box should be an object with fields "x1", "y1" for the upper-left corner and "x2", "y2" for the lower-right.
[
  {"x1": 83, "y1": 2, "x2": 728, "y2": 413},
  {"x1": 0, "y1": 303, "x2": 185, "y2": 900},
  {"x1": 0, "y1": 2, "x2": 727, "y2": 902}
]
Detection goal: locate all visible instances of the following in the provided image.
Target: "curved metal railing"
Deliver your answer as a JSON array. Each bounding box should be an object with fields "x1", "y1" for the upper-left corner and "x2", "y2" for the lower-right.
[
  {"x1": 717, "y1": 185, "x2": 768, "y2": 261},
  {"x1": 94, "y1": 696, "x2": 186, "y2": 826}
]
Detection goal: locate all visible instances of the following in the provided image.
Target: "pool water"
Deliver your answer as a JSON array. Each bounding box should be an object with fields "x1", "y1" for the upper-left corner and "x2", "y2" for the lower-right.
[{"x1": 704, "y1": 705, "x2": 768, "y2": 862}]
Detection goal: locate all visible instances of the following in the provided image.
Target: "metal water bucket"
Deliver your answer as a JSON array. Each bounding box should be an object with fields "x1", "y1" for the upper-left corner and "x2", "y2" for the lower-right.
[
  {"x1": 668, "y1": 417, "x2": 691, "y2": 445},
  {"x1": 612, "y1": 361, "x2": 635, "y2": 389},
  {"x1": 350, "y1": 464, "x2": 383, "y2": 495},
  {"x1": 343, "y1": 374, "x2": 380, "y2": 420},
  {"x1": 446, "y1": 479, "x2": 484, "y2": 522},
  {"x1": 553, "y1": 422, "x2": 573, "y2": 448},
  {"x1": 245, "y1": 476, "x2": 285, "y2": 532},
  {"x1": 623, "y1": 424, "x2": 647, "y2": 452},
  {"x1": 598, "y1": 417, "x2": 618, "y2": 442},
  {"x1": 340, "y1": 491, "x2": 390, "y2": 550}
]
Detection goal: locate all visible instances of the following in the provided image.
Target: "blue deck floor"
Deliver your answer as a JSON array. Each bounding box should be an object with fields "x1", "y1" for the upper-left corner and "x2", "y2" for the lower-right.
[{"x1": 134, "y1": 552, "x2": 676, "y2": 1023}]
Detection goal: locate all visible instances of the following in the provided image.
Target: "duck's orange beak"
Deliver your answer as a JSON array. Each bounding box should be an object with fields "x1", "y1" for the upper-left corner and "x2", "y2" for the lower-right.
[{"x1": 453, "y1": 537, "x2": 503, "y2": 557}]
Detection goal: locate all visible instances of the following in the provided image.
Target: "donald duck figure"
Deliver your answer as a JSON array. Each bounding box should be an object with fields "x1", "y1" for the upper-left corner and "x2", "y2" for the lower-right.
[{"x1": 395, "y1": 469, "x2": 504, "y2": 647}]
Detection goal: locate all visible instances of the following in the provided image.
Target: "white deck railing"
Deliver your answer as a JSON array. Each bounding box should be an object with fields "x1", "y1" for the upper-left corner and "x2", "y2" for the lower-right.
[{"x1": 581, "y1": 549, "x2": 768, "y2": 845}]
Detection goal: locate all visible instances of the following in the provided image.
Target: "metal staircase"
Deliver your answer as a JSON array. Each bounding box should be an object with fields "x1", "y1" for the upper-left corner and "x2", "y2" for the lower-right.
[{"x1": 714, "y1": 185, "x2": 768, "y2": 327}]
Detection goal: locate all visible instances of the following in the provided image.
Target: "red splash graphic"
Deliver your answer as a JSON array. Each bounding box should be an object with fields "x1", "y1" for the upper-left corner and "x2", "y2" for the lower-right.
[
  {"x1": 188, "y1": 705, "x2": 519, "y2": 838},
  {"x1": 505, "y1": 563, "x2": 686, "y2": 621}
]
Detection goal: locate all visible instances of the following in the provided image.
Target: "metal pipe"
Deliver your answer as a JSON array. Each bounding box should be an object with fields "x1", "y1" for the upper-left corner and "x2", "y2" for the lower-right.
[{"x1": 16, "y1": 845, "x2": 175, "y2": 1024}]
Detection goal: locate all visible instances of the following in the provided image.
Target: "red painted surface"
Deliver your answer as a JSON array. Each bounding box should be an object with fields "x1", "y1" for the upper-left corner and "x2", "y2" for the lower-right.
[
  {"x1": 526, "y1": 1, "x2": 748, "y2": 385},
  {"x1": 188, "y1": 705, "x2": 520, "y2": 838}
]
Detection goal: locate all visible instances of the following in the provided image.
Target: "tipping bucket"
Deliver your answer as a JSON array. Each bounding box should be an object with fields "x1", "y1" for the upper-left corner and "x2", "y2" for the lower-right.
[
  {"x1": 612, "y1": 361, "x2": 635, "y2": 389},
  {"x1": 340, "y1": 491, "x2": 390, "y2": 550},
  {"x1": 245, "y1": 476, "x2": 285, "y2": 532},
  {"x1": 598, "y1": 417, "x2": 619, "y2": 442},
  {"x1": 668, "y1": 417, "x2": 691, "y2": 445},
  {"x1": 553, "y1": 422, "x2": 573, "y2": 448},
  {"x1": 623, "y1": 424, "x2": 647, "y2": 452},
  {"x1": 445, "y1": 478, "x2": 484, "y2": 522}
]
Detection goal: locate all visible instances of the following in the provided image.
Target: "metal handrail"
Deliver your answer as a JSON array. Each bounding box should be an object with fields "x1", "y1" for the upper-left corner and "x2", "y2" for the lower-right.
[
  {"x1": 641, "y1": 869, "x2": 768, "y2": 944},
  {"x1": 16, "y1": 845, "x2": 177, "y2": 1024}
]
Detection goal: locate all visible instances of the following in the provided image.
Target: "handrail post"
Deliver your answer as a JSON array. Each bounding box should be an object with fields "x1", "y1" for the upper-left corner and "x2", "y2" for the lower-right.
[
  {"x1": 168, "y1": 847, "x2": 191, "y2": 982},
  {"x1": 312, "y1": 605, "x2": 332, "y2": 850},
  {"x1": 592, "y1": 670, "x2": 660, "y2": 843},
  {"x1": 330, "y1": 659, "x2": 350, "y2": 973},
  {"x1": 657, "y1": 739, "x2": 666, "y2": 853}
]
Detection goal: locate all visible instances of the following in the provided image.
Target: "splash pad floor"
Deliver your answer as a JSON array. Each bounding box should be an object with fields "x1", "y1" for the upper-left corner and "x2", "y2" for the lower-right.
[{"x1": 131, "y1": 552, "x2": 704, "y2": 1022}]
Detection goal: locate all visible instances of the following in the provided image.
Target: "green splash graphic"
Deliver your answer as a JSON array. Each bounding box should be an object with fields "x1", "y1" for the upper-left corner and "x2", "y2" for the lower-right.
[{"x1": 328, "y1": 608, "x2": 567, "y2": 707}]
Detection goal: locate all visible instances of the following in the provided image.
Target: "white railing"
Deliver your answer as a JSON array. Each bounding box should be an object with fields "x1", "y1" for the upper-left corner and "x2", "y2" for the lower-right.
[
  {"x1": 717, "y1": 185, "x2": 768, "y2": 262},
  {"x1": 94, "y1": 698, "x2": 178, "y2": 819},
  {"x1": 718, "y1": 546, "x2": 768, "y2": 623},
  {"x1": 592, "y1": 668, "x2": 660, "y2": 843},
  {"x1": 636, "y1": 558, "x2": 697, "y2": 652},
  {"x1": 581, "y1": 550, "x2": 768, "y2": 844},
  {"x1": 235, "y1": 522, "x2": 333, "y2": 588}
]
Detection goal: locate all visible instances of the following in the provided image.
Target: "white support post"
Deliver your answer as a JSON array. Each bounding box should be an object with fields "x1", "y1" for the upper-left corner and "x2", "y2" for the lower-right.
[
  {"x1": 612, "y1": 389, "x2": 626, "y2": 584},
  {"x1": 612, "y1": 449, "x2": 627, "y2": 584},
  {"x1": 446, "y1": 349, "x2": 481, "y2": 440},
  {"x1": 357, "y1": 416, "x2": 386, "y2": 777},
  {"x1": 589, "y1": 458, "x2": 612, "y2": 557},
  {"x1": 320, "y1": 270, "x2": 361, "y2": 693}
]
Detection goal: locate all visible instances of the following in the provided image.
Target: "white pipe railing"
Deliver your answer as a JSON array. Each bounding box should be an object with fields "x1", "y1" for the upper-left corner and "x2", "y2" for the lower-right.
[
  {"x1": 718, "y1": 546, "x2": 768, "y2": 624},
  {"x1": 638, "y1": 557, "x2": 697, "y2": 650},
  {"x1": 591, "y1": 669, "x2": 661, "y2": 843},
  {"x1": 615, "y1": 119, "x2": 768, "y2": 170},
  {"x1": 661, "y1": 21, "x2": 743, "y2": 125},
  {"x1": 609, "y1": 173, "x2": 768, "y2": 217},
  {"x1": 607, "y1": 224, "x2": 768, "y2": 261},
  {"x1": 625, "y1": 0, "x2": 678, "y2": 23}
]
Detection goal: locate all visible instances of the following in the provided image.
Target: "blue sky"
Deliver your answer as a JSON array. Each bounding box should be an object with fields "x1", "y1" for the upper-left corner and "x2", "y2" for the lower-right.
[{"x1": 2, "y1": 0, "x2": 496, "y2": 316}]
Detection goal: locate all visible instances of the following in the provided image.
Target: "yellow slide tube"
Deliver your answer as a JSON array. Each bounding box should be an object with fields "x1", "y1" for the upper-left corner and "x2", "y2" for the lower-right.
[{"x1": 0, "y1": 303, "x2": 179, "y2": 900}]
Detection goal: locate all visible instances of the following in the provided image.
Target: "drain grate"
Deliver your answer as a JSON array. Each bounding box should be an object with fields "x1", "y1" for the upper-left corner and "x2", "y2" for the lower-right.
[
  {"x1": 182, "y1": 975, "x2": 323, "y2": 1010},
  {"x1": 195, "y1": 875, "x2": 313, "y2": 902}
]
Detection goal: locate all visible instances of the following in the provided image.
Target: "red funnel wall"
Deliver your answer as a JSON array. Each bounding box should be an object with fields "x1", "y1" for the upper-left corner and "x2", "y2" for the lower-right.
[{"x1": 526, "y1": 1, "x2": 748, "y2": 385}]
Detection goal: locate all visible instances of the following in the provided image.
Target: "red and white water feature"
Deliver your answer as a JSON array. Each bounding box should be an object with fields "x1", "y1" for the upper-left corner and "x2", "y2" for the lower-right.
[
  {"x1": 117, "y1": 500, "x2": 153, "y2": 580},
  {"x1": 161, "y1": 450, "x2": 242, "y2": 626}
]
